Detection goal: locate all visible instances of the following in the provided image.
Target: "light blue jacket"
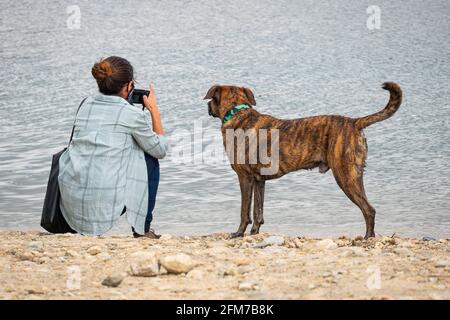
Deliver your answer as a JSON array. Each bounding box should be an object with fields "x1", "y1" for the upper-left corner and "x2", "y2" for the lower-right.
[{"x1": 58, "y1": 94, "x2": 168, "y2": 235}]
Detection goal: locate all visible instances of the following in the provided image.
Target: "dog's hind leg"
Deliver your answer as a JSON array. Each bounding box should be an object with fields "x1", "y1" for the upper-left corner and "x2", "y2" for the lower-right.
[
  {"x1": 231, "y1": 175, "x2": 254, "y2": 238},
  {"x1": 251, "y1": 180, "x2": 266, "y2": 235},
  {"x1": 332, "y1": 164, "x2": 376, "y2": 239}
]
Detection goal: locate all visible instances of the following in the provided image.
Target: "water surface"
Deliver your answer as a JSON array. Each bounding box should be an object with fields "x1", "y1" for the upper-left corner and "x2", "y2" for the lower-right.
[{"x1": 0, "y1": 0, "x2": 449, "y2": 238}]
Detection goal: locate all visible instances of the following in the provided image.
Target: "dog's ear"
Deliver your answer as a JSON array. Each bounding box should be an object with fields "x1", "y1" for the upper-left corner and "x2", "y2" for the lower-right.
[
  {"x1": 243, "y1": 87, "x2": 256, "y2": 106},
  {"x1": 204, "y1": 85, "x2": 220, "y2": 100}
]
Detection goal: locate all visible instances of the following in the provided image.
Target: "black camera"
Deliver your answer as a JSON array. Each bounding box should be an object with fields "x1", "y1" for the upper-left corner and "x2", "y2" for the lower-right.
[{"x1": 130, "y1": 89, "x2": 150, "y2": 106}]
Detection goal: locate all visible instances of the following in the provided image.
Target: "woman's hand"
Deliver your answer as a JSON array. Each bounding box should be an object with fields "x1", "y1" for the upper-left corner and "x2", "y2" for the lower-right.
[
  {"x1": 143, "y1": 84, "x2": 160, "y2": 115},
  {"x1": 143, "y1": 84, "x2": 164, "y2": 135}
]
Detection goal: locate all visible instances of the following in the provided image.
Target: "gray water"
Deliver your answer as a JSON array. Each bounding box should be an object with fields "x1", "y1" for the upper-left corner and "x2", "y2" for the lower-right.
[{"x1": 1, "y1": 0, "x2": 449, "y2": 238}]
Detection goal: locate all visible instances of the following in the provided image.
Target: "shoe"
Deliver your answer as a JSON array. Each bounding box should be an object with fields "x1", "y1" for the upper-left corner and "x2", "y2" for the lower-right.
[{"x1": 133, "y1": 229, "x2": 161, "y2": 239}]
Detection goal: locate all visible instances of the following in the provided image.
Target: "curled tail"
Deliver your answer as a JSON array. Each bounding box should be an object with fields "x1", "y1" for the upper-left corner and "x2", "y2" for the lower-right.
[{"x1": 355, "y1": 82, "x2": 402, "y2": 129}]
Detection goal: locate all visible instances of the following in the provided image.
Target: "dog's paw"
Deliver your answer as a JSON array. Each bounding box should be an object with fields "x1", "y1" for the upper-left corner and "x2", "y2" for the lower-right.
[{"x1": 230, "y1": 232, "x2": 244, "y2": 239}]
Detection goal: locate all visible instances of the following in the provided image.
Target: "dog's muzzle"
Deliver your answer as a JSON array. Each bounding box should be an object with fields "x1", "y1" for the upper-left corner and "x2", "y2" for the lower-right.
[{"x1": 208, "y1": 101, "x2": 216, "y2": 117}]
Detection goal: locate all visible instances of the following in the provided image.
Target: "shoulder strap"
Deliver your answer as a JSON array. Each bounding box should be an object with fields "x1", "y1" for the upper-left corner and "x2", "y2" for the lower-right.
[{"x1": 68, "y1": 97, "x2": 88, "y2": 145}]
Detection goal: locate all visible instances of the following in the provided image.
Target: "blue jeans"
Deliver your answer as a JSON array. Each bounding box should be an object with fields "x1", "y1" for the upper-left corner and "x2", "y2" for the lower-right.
[{"x1": 130, "y1": 153, "x2": 160, "y2": 233}]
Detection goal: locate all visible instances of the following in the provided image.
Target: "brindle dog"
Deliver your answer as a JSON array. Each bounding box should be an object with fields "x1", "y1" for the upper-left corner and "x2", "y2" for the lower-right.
[{"x1": 204, "y1": 82, "x2": 402, "y2": 239}]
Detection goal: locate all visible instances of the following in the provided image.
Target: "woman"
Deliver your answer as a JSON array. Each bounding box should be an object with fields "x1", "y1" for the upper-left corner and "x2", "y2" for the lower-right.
[{"x1": 58, "y1": 56, "x2": 167, "y2": 238}]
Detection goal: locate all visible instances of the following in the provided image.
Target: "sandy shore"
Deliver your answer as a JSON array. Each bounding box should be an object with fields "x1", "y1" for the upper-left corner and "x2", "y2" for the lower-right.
[{"x1": 0, "y1": 231, "x2": 448, "y2": 300}]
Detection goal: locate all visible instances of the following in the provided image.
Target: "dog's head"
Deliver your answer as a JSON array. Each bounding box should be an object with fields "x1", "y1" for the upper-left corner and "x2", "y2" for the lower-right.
[{"x1": 203, "y1": 85, "x2": 256, "y2": 119}]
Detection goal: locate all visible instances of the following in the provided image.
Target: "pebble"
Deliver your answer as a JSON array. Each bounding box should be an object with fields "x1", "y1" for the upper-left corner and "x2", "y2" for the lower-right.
[
  {"x1": 254, "y1": 235, "x2": 285, "y2": 248},
  {"x1": 65, "y1": 250, "x2": 80, "y2": 258},
  {"x1": 129, "y1": 252, "x2": 160, "y2": 277},
  {"x1": 316, "y1": 239, "x2": 338, "y2": 250},
  {"x1": 102, "y1": 274, "x2": 125, "y2": 287},
  {"x1": 159, "y1": 253, "x2": 195, "y2": 274},
  {"x1": 97, "y1": 252, "x2": 112, "y2": 261},
  {"x1": 86, "y1": 246, "x2": 103, "y2": 256},
  {"x1": 18, "y1": 252, "x2": 35, "y2": 261},
  {"x1": 26, "y1": 287, "x2": 46, "y2": 295},
  {"x1": 422, "y1": 236, "x2": 437, "y2": 242},
  {"x1": 37, "y1": 256, "x2": 50, "y2": 264},
  {"x1": 27, "y1": 241, "x2": 44, "y2": 252},
  {"x1": 238, "y1": 281, "x2": 259, "y2": 291},
  {"x1": 223, "y1": 265, "x2": 238, "y2": 277},
  {"x1": 381, "y1": 236, "x2": 396, "y2": 245},
  {"x1": 187, "y1": 269, "x2": 204, "y2": 279},
  {"x1": 293, "y1": 238, "x2": 303, "y2": 248},
  {"x1": 434, "y1": 261, "x2": 447, "y2": 268}
]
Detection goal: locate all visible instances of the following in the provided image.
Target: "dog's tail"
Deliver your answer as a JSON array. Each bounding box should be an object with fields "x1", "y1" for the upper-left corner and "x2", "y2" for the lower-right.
[{"x1": 354, "y1": 82, "x2": 402, "y2": 129}]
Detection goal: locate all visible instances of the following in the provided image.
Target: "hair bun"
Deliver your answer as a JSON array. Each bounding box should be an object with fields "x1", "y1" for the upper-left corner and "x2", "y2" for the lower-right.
[{"x1": 91, "y1": 59, "x2": 113, "y2": 82}]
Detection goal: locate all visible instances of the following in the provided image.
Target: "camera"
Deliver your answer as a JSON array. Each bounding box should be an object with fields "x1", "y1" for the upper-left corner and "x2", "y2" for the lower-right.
[{"x1": 130, "y1": 89, "x2": 150, "y2": 106}]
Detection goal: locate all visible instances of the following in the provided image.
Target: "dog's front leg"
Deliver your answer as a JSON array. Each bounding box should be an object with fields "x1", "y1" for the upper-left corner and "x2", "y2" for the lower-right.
[
  {"x1": 251, "y1": 180, "x2": 265, "y2": 235},
  {"x1": 231, "y1": 175, "x2": 254, "y2": 238}
]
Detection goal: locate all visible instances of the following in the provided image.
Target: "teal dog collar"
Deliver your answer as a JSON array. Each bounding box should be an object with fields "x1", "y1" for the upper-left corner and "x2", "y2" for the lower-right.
[{"x1": 223, "y1": 104, "x2": 251, "y2": 124}]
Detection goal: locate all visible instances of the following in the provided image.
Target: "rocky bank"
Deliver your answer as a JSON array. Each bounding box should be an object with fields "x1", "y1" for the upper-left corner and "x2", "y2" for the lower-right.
[{"x1": 0, "y1": 231, "x2": 448, "y2": 299}]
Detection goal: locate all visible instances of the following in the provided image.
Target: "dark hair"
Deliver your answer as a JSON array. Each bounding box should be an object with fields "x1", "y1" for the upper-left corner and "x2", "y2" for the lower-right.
[{"x1": 91, "y1": 56, "x2": 134, "y2": 95}]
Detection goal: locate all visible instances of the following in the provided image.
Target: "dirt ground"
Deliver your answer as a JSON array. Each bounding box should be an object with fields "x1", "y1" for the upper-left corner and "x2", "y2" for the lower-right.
[{"x1": 0, "y1": 231, "x2": 448, "y2": 300}]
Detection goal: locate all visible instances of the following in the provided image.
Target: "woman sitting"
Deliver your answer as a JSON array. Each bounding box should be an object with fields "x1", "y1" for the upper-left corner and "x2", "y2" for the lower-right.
[{"x1": 58, "y1": 56, "x2": 167, "y2": 239}]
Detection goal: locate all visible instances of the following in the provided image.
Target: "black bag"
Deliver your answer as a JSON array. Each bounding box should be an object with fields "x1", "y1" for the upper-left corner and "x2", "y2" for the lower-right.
[{"x1": 40, "y1": 98, "x2": 87, "y2": 233}]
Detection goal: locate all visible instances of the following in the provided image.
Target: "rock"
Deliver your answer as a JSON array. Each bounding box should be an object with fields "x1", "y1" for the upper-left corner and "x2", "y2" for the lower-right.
[
  {"x1": 223, "y1": 265, "x2": 239, "y2": 277},
  {"x1": 26, "y1": 286, "x2": 46, "y2": 295},
  {"x1": 434, "y1": 261, "x2": 447, "y2": 268},
  {"x1": 187, "y1": 269, "x2": 204, "y2": 279},
  {"x1": 102, "y1": 274, "x2": 125, "y2": 287},
  {"x1": 86, "y1": 246, "x2": 103, "y2": 256},
  {"x1": 293, "y1": 238, "x2": 303, "y2": 248},
  {"x1": 234, "y1": 258, "x2": 251, "y2": 266},
  {"x1": 316, "y1": 239, "x2": 338, "y2": 250},
  {"x1": 159, "y1": 253, "x2": 195, "y2": 274},
  {"x1": 238, "y1": 281, "x2": 259, "y2": 291},
  {"x1": 159, "y1": 265, "x2": 168, "y2": 275},
  {"x1": 65, "y1": 250, "x2": 79, "y2": 258},
  {"x1": 37, "y1": 256, "x2": 50, "y2": 264},
  {"x1": 27, "y1": 241, "x2": 44, "y2": 252},
  {"x1": 381, "y1": 236, "x2": 396, "y2": 245},
  {"x1": 18, "y1": 251, "x2": 35, "y2": 261},
  {"x1": 129, "y1": 252, "x2": 160, "y2": 277},
  {"x1": 97, "y1": 252, "x2": 111, "y2": 261},
  {"x1": 254, "y1": 236, "x2": 285, "y2": 248},
  {"x1": 243, "y1": 236, "x2": 255, "y2": 243},
  {"x1": 422, "y1": 236, "x2": 437, "y2": 242}
]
